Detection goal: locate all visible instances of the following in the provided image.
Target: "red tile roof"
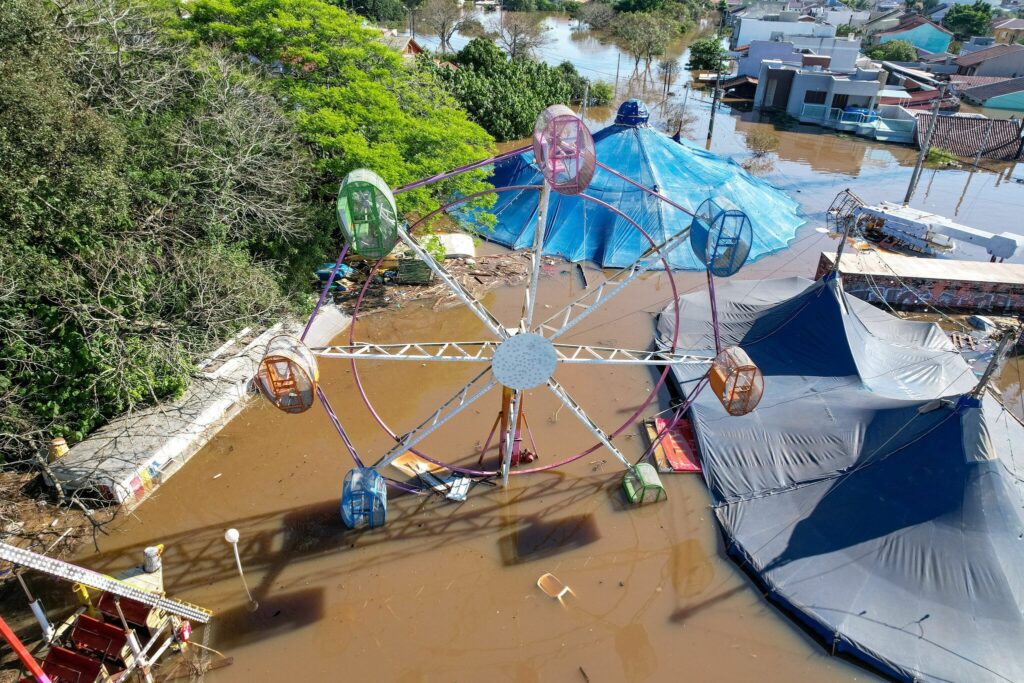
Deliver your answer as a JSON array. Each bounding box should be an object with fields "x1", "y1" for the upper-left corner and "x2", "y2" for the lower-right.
[{"x1": 915, "y1": 113, "x2": 1024, "y2": 160}]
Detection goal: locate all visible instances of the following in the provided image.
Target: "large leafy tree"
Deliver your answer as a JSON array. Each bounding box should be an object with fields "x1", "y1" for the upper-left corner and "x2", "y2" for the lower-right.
[
  {"x1": 943, "y1": 0, "x2": 993, "y2": 40},
  {"x1": 188, "y1": 0, "x2": 495, "y2": 220},
  {"x1": 0, "y1": 0, "x2": 314, "y2": 458},
  {"x1": 686, "y1": 35, "x2": 726, "y2": 70},
  {"x1": 434, "y1": 37, "x2": 574, "y2": 140},
  {"x1": 865, "y1": 39, "x2": 918, "y2": 61}
]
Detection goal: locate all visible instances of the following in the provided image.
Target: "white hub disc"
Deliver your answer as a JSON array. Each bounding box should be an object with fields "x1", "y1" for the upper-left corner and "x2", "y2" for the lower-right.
[{"x1": 492, "y1": 332, "x2": 557, "y2": 390}]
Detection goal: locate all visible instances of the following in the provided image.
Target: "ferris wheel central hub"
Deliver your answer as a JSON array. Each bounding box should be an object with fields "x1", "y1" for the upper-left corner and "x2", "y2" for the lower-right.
[{"x1": 492, "y1": 332, "x2": 557, "y2": 390}]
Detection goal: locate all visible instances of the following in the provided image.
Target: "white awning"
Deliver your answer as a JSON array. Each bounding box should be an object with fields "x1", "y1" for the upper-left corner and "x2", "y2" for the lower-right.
[{"x1": 878, "y1": 88, "x2": 910, "y2": 98}]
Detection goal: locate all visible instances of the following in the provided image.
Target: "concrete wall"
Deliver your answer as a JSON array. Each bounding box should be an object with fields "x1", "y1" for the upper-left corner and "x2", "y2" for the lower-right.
[
  {"x1": 823, "y1": 9, "x2": 871, "y2": 26},
  {"x1": 878, "y1": 23, "x2": 953, "y2": 54},
  {"x1": 733, "y1": 18, "x2": 836, "y2": 47},
  {"x1": 737, "y1": 41, "x2": 803, "y2": 76},
  {"x1": 790, "y1": 35, "x2": 862, "y2": 72},
  {"x1": 968, "y1": 51, "x2": 1024, "y2": 78}
]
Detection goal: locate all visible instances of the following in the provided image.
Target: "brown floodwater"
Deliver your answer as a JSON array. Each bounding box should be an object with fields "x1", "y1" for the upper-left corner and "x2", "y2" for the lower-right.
[
  {"x1": 73, "y1": 241, "x2": 1018, "y2": 683},
  {"x1": 70, "y1": 22, "x2": 1024, "y2": 680}
]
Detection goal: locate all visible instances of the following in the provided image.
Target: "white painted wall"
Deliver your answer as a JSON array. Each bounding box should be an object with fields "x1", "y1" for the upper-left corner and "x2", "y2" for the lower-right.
[{"x1": 733, "y1": 18, "x2": 837, "y2": 46}]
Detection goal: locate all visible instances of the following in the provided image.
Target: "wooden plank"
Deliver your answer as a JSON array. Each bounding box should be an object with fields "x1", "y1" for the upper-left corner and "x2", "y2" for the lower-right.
[{"x1": 653, "y1": 418, "x2": 701, "y2": 473}]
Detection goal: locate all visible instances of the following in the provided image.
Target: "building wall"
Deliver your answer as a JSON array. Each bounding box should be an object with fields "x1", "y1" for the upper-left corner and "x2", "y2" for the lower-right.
[
  {"x1": 994, "y1": 27, "x2": 1024, "y2": 43},
  {"x1": 815, "y1": 255, "x2": 1024, "y2": 313},
  {"x1": 985, "y1": 90, "x2": 1024, "y2": 110},
  {"x1": 790, "y1": 35, "x2": 862, "y2": 71},
  {"x1": 970, "y1": 51, "x2": 1024, "y2": 78},
  {"x1": 737, "y1": 41, "x2": 804, "y2": 76},
  {"x1": 878, "y1": 23, "x2": 952, "y2": 54},
  {"x1": 823, "y1": 9, "x2": 871, "y2": 26},
  {"x1": 733, "y1": 18, "x2": 836, "y2": 47}
]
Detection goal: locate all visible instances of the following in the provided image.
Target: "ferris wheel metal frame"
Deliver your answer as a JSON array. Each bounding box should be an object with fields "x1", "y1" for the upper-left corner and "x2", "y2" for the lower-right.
[{"x1": 258, "y1": 105, "x2": 760, "y2": 497}]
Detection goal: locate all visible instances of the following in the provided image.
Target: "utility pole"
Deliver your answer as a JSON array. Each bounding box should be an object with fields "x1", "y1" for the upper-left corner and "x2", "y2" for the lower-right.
[
  {"x1": 970, "y1": 326, "x2": 1021, "y2": 400},
  {"x1": 706, "y1": 8, "x2": 728, "y2": 144},
  {"x1": 904, "y1": 84, "x2": 947, "y2": 205},
  {"x1": 614, "y1": 53, "x2": 621, "y2": 98}
]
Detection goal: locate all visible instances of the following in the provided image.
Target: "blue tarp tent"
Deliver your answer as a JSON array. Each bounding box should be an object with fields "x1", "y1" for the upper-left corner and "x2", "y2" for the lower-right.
[
  {"x1": 463, "y1": 100, "x2": 805, "y2": 269},
  {"x1": 657, "y1": 274, "x2": 1024, "y2": 682}
]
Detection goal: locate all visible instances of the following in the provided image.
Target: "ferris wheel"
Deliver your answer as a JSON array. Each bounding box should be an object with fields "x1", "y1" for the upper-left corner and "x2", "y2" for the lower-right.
[{"x1": 253, "y1": 105, "x2": 763, "y2": 529}]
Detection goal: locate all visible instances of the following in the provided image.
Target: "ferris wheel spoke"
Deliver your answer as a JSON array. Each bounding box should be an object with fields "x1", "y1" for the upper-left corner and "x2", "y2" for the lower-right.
[
  {"x1": 501, "y1": 389, "x2": 524, "y2": 487},
  {"x1": 521, "y1": 184, "x2": 552, "y2": 331},
  {"x1": 546, "y1": 378, "x2": 631, "y2": 468},
  {"x1": 534, "y1": 225, "x2": 693, "y2": 341},
  {"x1": 375, "y1": 368, "x2": 498, "y2": 469},
  {"x1": 552, "y1": 345, "x2": 709, "y2": 365},
  {"x1": 312, "y1": 341, "x2": 499, "y2": 362},
  {"x1": 396, "y1": 226, "x2": 507, "y2": 339}
]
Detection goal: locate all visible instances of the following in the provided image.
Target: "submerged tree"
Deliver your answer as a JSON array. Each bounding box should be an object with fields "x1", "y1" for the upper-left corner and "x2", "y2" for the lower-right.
[
  {"x1": 612, "y1": 12, "x2": 670, "y2": 71},
  {"x1": 576, "y1": 2, "x2": 616, "y2": 28},
  {"x1": 686, "y1": 35, "x2": 726, "y2": 70},
  {"x1": 493, "y1": 11, "x2": 551, "y2": 59},
  {"x1": 419, "y1": 0, "x2": 479, "y2": 53}
]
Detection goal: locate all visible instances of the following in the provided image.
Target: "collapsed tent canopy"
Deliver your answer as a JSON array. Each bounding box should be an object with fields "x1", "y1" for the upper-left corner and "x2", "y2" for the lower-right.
[
  {"x1": 461, "y1": 100, "x2": 805, "y2": 270},
  {"x1": 657, "y1": 275, "x2": 1024, "y2": 683}
]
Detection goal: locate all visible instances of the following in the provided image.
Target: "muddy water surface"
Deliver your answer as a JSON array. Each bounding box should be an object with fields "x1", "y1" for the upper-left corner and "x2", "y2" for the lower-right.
[
  {"x1": 80, "y1": 258, "x2": 878, "y2": 683},
  {"x1": 77, "y1": 18, "x2": 1024, "y2": 680}
]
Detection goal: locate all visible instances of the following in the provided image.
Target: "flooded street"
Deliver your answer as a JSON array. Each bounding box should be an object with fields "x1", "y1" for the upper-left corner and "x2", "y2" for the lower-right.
[{"x1": 75, "y1": 15, "x2": 1024, "y2": 683}]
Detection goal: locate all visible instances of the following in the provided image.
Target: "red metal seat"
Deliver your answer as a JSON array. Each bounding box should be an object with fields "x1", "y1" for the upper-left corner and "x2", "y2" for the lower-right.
[
  {"x1": 41, "y1": 646, "x2": 106, "y2": 683},
  {"x1": 70, "y1": 613, "x2": 129, "y2": 664}
]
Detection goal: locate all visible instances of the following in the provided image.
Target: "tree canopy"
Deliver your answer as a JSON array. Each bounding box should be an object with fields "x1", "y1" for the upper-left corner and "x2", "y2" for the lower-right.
[
  {"x1": 1, "y1": 0, "x2": 317, "y2": 456},
  {"x1": 865, "y1": 39, "x2": 918, "y2": 61},
  {"x1": 942, "y1": 0, "x2": 993, "y2": 40},
  {"x1": 686, "y1": 35, "x2": 726, "y2": 70},
  {"x1": 1, "y1": 0, "x2": 499, "y2": 461},
  {"x1": 188, "y1": 0, "x2": 495, "y2": 220},
  {"x1": 432, "y1": 37, "x2": 583, "y2": 140}
]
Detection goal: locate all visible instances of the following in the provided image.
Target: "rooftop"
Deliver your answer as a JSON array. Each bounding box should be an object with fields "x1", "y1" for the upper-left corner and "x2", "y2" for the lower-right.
[
  {"x1": 994, "y1": 17, "x2": 1024, "y2": 30},
  {"x1": 962, "y1": 75, "x2": 1024, "y2": 100},
  {"x1": 875, "y1": 14, "x2": 954, "y2": 38},
  {"x1": 954, "y1": 43, "x2": 1024, "y2": 67}
]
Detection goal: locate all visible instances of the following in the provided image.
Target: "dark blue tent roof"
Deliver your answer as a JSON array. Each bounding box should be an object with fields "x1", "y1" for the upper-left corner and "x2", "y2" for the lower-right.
[
  {"x1": 657, "y1": 275, "x2": 1024, "y2": 683},
  {"x1": 462, "y1": 100, "x2": 805, "y2": 270}
]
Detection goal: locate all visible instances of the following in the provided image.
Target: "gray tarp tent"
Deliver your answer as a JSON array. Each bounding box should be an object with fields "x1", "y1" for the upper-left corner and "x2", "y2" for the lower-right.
[{"x1": 657, "y1": 274, "x2": 1024, "y2": 683}]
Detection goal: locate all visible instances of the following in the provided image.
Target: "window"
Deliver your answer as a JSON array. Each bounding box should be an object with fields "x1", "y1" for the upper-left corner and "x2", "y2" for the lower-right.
[
  {"x1": 804, "y1": 90, "x2": 827, "y2": 104},
  {"x1": 832, "y1": 94, "x2": 850, "y2": 109}
]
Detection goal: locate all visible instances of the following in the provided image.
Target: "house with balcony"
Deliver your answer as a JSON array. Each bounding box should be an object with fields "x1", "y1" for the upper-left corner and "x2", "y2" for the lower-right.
[{"x1": 753, "y1": 61, "x2": 918, "y2": 142}]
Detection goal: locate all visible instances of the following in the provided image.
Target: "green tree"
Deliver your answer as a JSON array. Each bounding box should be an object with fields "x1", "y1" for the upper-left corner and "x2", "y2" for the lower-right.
[
  {"x1": 188, "y1": 0, "x2": 495, "y2": 220},
  {"x1": 612, "y1": 12, "x2": 670, "y2": 70},
  {"x1": 686, "y1": 35, "x2": 726, "y2": 70},
  {"x1": 0, "y1": 0, "x2": 314, "y2": 459},
  {"x1": 577, "y1": 2, "x2": 616, "y2": 28},
  {"x1": 942, "y1": 0, "x2": 993, "y2": 40},
  {"x1": 349, "y1": 0, "x2": 408, "y2": 21},
  {"x1": 436, "y1": 37, "x2": 575, "y2": 139},
  {"x1": 865, "y1": 39, "x2": 918, "y2": 61}
]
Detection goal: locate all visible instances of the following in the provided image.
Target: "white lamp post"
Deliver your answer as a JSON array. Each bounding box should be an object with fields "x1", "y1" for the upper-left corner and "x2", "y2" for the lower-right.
[{"x1": 224, "y1": 528, "x2": 258, "y2": 611}]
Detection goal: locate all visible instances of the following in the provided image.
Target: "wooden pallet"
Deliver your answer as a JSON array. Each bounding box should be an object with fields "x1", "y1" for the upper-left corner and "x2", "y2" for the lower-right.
[{"x1": 644, "y1": 418, "x2": 701, "y2": 473}]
